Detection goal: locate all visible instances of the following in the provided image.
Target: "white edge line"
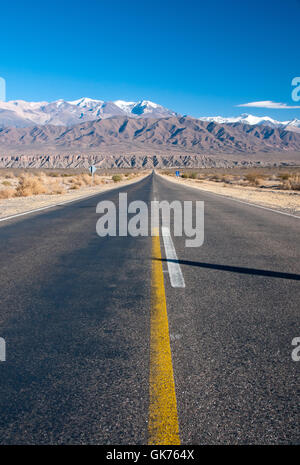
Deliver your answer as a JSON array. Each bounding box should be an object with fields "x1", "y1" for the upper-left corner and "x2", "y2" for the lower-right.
[
  {"x1": 0, "y1": 175, "x2": 147, "y2": 223},
  {"x1": 161, "y1": 226, "x2": 185, "y2": 288},
  {"x1": 158, "y1": 173, "x2": 300, "y2": 219}
]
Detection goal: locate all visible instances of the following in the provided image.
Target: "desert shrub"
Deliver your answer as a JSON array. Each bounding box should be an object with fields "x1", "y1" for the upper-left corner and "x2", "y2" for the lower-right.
[
  {"x1": 278, "y1": 172, "x2": 291, "y2": 181},
  {"x1": 281, "y1": 175, "x2": 300, "y2": 191},
  {"x1": 2, "y1": 180, "x2": 12, "y2": 186},
  {"x1": 16, "y1": 174, "x2": 48, "y2": 197},
  {"x1": 68, "y1": 174, "x2": 91, "y2": 187},
  {"x1": 80, "y1": 173, "x2": 93, "y2": 186},
  {"x1": 245, "y1": 173, "x2": 256, "y2": 182},
  {"x1": 280, "y1": 180, "x2": 291, "y2": 190},
  {"x1": 112, "y1": 175, "x2": 122, "y2": 182},
  {"x1": 245, "y1": 173, "x2": 260, "y2": 186},
  {"x1": 0, "y1": 188, "x2": 16, "y2": 199},
  {"x1": 291, "y1": 182, "x2": 300, "y2": 191},
  {"x1": 50, "y1": 182, "x2": 66, "y2": 194},
  {"x1": 92, "y1": 175, "x2": 103, "y2": 186},
  {"x1": 221, "y1": 175, "x2": 232, "y2": 183},
  {"x1": 69, "y1": 176, "x2": 85, "y2": 188},
  {"x1": 47, "y1": 172, "x2": 60, "y2": 177},
  {"x1": 181, "y1": 172, "x2": 198, "y2": 179},
  {"x1": 209, "y1": 174, "x2": 223, "y2": 182}
]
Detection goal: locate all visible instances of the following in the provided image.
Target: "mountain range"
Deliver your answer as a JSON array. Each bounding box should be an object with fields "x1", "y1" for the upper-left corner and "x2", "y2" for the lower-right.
[
  {"x1": 198, "y1": 114, "x2": 300, "y2": 133},
  {"x1": 0, "y1": 98, "x2": 177, "y2": 128},
  {"x1": 0, "y1": 98, "x2": 300, "y2": 133},
  {"x1": 1, "y1": 115, "x2": 300, "y2": 153},
  {"x1": 0, "y1": 98, "x2": 300, "y2": 168}
]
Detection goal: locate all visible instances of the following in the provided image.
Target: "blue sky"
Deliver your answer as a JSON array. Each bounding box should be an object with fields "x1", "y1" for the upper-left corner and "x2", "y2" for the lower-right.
[{"x1": 1, "y1": 0, "x2": 300, "y2": 120}]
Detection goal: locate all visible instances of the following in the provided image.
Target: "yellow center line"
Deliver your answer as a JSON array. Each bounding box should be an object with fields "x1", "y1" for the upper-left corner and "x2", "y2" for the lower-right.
[{"x1": 148, "y1": 227, "x2": 180, "y2": 445}]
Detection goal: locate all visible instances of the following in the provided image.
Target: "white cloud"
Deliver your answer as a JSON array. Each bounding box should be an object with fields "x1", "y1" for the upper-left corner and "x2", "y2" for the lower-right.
[{"x1": 236, "y1": 100, "x2": 300, "y2": 109}]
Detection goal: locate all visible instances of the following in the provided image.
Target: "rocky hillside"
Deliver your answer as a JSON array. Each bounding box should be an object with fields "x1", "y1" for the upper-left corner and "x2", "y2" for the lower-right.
[
  {"x1": 0, "y1": 116, "x2": 300, "y2": 168},
  {"x1": 0, "y1": 116, "x2": 300, "y2": 152}
]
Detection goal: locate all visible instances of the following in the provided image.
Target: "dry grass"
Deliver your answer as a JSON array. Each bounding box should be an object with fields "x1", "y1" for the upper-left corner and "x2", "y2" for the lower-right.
[
  {"x1": 244, "y1": 173, "x2": 261, "y2": 186},
  {"x1": 209, "y1": 174, "x2": 223, "y2": 182},
  {"x1": 80, "y1": 173, "x2": 93, "y2": 186},
  {"x1": 0, "y1": 188, "x2": 16, "y2": 199},
  {"x1": 66, "y1": 174, "x2": 91, "y2": 189},
  {"x1": 176, "y1": 168, "x2": 300, "y2": 192},
  {"x1": 66, "y1": 173, "x2": 104, "y2": 188},
  {"x1": 278, "y1": 172, "x2": 290, "y2": 181},
  {"x1": 280, "y1": 175, "x2": 300, "y2": 191},
  {"x1": 161, "y1": 171, "x2": 300, "y2": 215},
  {"x1": 182, "y1": 172, "x2": 198, "y2": 179},
  {"x1": 16, "y1": 174, "x2": 48, "y2": 197},
  {"x1": 50, "y1": 181, "x2": 66, "y2": 195},
  {"x1": 221, "y1": 175, "x2": 234, "y2": 184},
  {"x1": 0, "y1": 169, "x2": 144, "y2": 200},
  {"x1": 93, "y1": 175, "x2": 103, "y2": 186}
]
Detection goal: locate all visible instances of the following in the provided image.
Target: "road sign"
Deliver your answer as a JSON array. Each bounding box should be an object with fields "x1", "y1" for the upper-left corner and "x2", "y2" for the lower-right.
[
  {"x1": 175, "y1": 170, "x2": 180, "y2": 177},
  {"x1": 89, "y1": 165, "x2": 97, "y2": 175}
]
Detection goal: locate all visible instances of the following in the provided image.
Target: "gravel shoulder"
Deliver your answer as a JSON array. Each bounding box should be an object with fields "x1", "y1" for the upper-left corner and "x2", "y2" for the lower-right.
[{"x1": 160, "y1": 173, "x2": 300, "y2": 216}]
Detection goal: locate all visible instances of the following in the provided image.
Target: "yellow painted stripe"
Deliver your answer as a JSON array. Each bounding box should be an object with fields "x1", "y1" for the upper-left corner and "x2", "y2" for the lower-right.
[{"x1": 148, "y1": 227, "x2": 180, "y2": 445}]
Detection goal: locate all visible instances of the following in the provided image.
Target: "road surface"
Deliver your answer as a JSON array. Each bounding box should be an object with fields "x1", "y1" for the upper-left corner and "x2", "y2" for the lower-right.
[{"x1": 0, "y1": 172, "x2": 299, "y2": 444}]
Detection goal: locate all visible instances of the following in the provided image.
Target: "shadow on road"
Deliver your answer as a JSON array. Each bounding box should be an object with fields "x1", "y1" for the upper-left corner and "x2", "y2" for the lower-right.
[{"x1": 155, "y1": 258, "x2": 300, "y2": 281}]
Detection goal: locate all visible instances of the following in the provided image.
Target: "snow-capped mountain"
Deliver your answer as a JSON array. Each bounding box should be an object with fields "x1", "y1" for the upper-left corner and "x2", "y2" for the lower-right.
[
  {"x1": 0, "y1": 99, "x2": 299, "y2": 134},
  {"x1": 0, "y1": 98, "x2": 178, "y2": 128},
  {"x1": 285, "y1": 118, "x2": 300, "y2": 133},
  {"x1": 198, "y1": 114, "x2": 300, "y2": 132},
  {"x1": 69, "y1": 98, "x2": 177, "y2": 118}
]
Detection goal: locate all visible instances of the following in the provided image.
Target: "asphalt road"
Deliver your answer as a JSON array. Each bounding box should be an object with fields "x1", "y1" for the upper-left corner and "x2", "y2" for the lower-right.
[{"x1": 0, "y1": 172, "x2": 299, "y2": 444}]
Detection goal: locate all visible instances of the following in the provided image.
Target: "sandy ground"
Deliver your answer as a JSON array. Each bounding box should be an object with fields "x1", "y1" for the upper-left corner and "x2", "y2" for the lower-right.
[
  {"x1": 0, "y1": 174, "x2": 148, "y2": 219},
  {"x1": 160, "y1": 173, "x2": 300, "y2": 216}
]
